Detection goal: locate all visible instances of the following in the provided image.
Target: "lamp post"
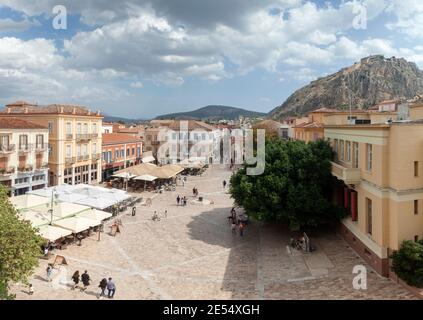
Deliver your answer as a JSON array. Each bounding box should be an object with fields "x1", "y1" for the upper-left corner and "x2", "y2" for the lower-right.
[{"x1": 48, "y1": 187, "x2": 57, "y2": 225}]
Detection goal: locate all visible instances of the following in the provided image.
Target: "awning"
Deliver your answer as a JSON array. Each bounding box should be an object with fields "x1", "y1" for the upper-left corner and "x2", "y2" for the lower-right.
[
  {"x1": 53, "y1": 216, "x2": 100, "y2": 233},
  {"x1": 134, "y1": 174, "x2": 158, "y2": 182},
  {"x1": 142, "y1": 156, "x2": 156, "y2": 163},
  {"x1": 112, "y1": 172, "x2": 137, "y2": 179},
  {"x1": 37, "y1": 225, "x2": 72, "y2": 242}
]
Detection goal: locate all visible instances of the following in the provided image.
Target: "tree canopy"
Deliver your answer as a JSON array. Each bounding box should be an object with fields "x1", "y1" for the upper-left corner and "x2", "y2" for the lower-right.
[
  {"x1": 0, "y1": 185, "x2": 43, "y2": 299},
  {"x1": 230, "y1": 138, "x2": 346, "y2": 229},
  {"x1": 391, "y1": 240, "x2": 423, "y2": 288}
]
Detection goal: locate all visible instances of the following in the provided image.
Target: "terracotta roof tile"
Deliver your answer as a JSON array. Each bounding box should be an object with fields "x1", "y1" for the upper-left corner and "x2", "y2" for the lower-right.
[
  {"x1": 102, "y1": 133, "x2": 142, "y2": 145},
  {"x1": 0, "y1": 117, "x2": 47, "y2": 129}
]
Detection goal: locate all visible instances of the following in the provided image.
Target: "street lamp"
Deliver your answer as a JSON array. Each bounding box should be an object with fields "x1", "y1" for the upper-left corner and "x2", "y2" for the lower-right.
[{"x1": 48, "y1": 187, "x2": 58, "y2": 225}]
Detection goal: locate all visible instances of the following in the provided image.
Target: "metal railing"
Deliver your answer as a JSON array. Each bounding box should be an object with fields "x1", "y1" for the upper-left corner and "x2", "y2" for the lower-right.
[
  {"x1": 76, "y1": 134, "x2": 91, "y2": 141},
  {"x1": 18, "y1": 165, "x2": 33, "y2": 173},
  {"x1": 35, "y1": 143, "x2": 48, "y2": 152},
  {"x1": 0, "y1": 167, "x2": 15, "y2": 175},
  {"x1": 65, "y1": 157, "x2": 76, "y2": 164},
  {"x1": 0, "y1": 144, "x2": 15, "y2": 153},
  {"x1": 66, "y1": 133, "x2": 73, "y2": 140}
]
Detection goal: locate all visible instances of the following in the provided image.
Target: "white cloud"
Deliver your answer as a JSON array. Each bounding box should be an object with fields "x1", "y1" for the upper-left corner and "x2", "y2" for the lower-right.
[{"x1": 130, "y1": 81, "x2": 143, "y2": 88}]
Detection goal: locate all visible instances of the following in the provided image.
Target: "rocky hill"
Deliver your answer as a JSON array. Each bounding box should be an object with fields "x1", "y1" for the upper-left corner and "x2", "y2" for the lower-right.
[{"x1": 270, "y1": 55, "x2": 423, "y2": 118}]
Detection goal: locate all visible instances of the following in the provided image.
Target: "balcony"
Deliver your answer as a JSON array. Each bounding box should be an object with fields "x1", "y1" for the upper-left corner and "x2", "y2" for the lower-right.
[
  {"x1": 18, "y1": 147, "x2": 31, "y2": 155},
  {"x1": 35, "y1": 162, "x2": 49, "y2": 171},
  {"x1": 65, "y1": 133, "x2": 73, "y2": 140},
  {"x1": 331, "y1": 161, "x2": 361, "y2": 185},
  {"x1": 92, "y1": 153, "x2": 101, "y2": 161},
  {"x1": 77, "y1": 155, "x2": 89, "y2": 162},
  {"x1": 76, "y1": 134, "x2": 91, "y2": 141},
  {"x1": 0, "y1": 144, "x2": 15, "y2": 155},
  {"x1": 0, "y1": 167, "x2": 15, "y2": 176},
  {"x1": 65, "y1": 157, "x2": 76, "y2": 165},
  {"x1": 90, "y1": 133, "x2": 99, "y2": 139},
  {"x1": 18, "y1": 165, "x2": 33, "y2": 173},
  {"x1": 35, "y1": 143, "x2": 48, "y2": 153}
]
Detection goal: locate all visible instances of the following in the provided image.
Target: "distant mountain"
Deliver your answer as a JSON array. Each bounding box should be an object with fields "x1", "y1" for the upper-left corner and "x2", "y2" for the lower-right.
[
  {"x1": 270, "y1": 55, "x2": 423, "y2": 118},
  {"x1": 103, "y1": 115, "x2": 146, "y2": 124},
  {"x1": 155, "y1": 105, "x2": 266, "y2": 121}
]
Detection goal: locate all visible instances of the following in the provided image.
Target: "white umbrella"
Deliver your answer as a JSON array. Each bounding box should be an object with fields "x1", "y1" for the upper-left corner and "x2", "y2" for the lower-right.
[
  {"x1": 112, "y1": 172, "x2": 137, "y2": 179},
  {"x1": 11, "y1": 194, "x2": 50, "y2": 210},
  {"x1": 77, "y1": 209, "x2": 112, "y2": 221},
  {"x1": 18, "y1": 210, "x2": 51, "y2": 227},
  {"x1": 53, "y1": 216, "x2": 100, "y2": 233},
  {"x1": 142, "y1": 156, "x2": 156, "y2": 163},
  {"x1": 37, "y1": 225, "x2": 72, "y2": 242},
  {"x1": 75, "y1": 196, "x2": 116, "y2": 210}
]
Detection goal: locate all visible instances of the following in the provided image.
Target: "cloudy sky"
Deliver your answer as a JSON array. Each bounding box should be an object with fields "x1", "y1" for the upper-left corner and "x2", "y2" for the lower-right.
[{"x1": 0, "y1": 0, "x2": 422, "y2": 118}]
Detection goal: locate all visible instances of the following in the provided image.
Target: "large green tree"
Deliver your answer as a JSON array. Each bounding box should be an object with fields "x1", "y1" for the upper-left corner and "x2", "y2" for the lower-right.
[
  {"x1": 0, "y1": 185, "x2": 43, "y2": 300},
  {"x1": 391, "y1": 240, "x2": 423, "y2": 288},
  {"x1": 230, "y1": 138, "x2": 346, "y2": 229}
]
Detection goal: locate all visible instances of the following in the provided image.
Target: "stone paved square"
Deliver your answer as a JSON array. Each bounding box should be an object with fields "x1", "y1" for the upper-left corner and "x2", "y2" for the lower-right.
[{"x1": 11, "y1": 165, "x2": 417, "y2": 300}]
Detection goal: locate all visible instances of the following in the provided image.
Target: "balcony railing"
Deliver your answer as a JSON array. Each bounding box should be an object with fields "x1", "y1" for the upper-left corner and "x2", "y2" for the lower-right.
[
  {"x1": 35, "y1": 163, "x2": 49, "y2": 171},
  {"x1": 0, "y1": 144, "x2": 15, "y2": 154},
  {"x1": 18, "y1": 165, "x2": 33, "y2": 173},
  {"x1": 66, "y1": 133, "x2": 73, "y2": 140},
  {"x1": 92, "y1": 153, "x2": 101, "y2": 160},
  {"x1": 65, "y1": 157, "x2": 76, "y2": 165},
  {"x1": 0, "y1": 167, "x2": 15, "y2": 175},
  {"x1": 76, "y1": 134, "x2": 91, "y2": 141},
  {"x1": 35, "y1": 143, "x2": 48, "y2": 152},
  {"x1": 18, "y1": 145, "x2": 31, "y2": 155},
  {"x1": 331, "y1": 161, "x2": 361, "y2": 185},
  {"x1": 90, "y1": 133, "x2": 99, "y2": 139}
]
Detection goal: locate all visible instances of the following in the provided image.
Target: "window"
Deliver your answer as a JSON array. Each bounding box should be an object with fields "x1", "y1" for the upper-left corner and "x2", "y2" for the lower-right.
[
  {"x1": 92, "y1": 123, "x2": 97, "y2": 134},
  {"x1": 415, "y1": 200, "x2": 419, "y2": 215},
  {"x1": 334, "y1": 139, "x2": 338, "y2": 160},
  {"x1": 353, "y1": 142, "x2": 359, "y2": 168},
  {"x1": 36, "y1": 134, "x2": 44, "y2": 148},
  {"x1": 48, "y1": 122, "x2": 53, "y2": 134},
  {"x1": 346, "y1": 141, "x2": 351, "y2": 162},
  {"x1": 132, "y1": 148, "x2": 135, "y2": 156},
  {"x1": 0, "y1": 135, "x2": 9, "y2": 148},
  {"x1": 66, "y1": 145, "x2": 72, "y2": 157},
  {"x1": 83, "y1": 123, "x2": 88, "y2": 134},
  {"x1": 340, "y1": 140, "x2": 344, "y2": 160},
  {"x1": 366, "y1": 144, "x2": 372, "y2": 171},
  {"x1": 366, "y1": 198, "x2": 372, "y2": 235},
  {"x1": 77, "y1": 123, "x2": 82, "y2": 134},
  {"x1": 66, "y1": 122, "x2": 72, "y2": 134},
  {"x1": 414, "y1": 161, "x2": 419, "y2": 177},
  {"x1": 115, "y1": 150, "x2": 119, "y2": 159},
  {"x1": 120, "y1": 149, "x2": 124, "y2": 157},
  {"x1": 92, "y1": 143, "x2": 97, "y2": 154},
  {"x1": 19, "y1": 135, "x2": 28, "y2": 150},
  {"x1": 127, "y1": 148, "x2": 130, "y2": 156},
  {"x1": 77, "y1": 145, "x2": 81, "y2": 157}
]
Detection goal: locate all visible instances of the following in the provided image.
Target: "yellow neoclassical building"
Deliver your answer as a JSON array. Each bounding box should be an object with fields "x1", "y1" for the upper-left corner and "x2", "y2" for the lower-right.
[
  {"x1": 0, "y1": 101, "x2": 103, "y2": 186},
  {"x1": 325, "y1": 99, "x2": 423, "y2": 277}
]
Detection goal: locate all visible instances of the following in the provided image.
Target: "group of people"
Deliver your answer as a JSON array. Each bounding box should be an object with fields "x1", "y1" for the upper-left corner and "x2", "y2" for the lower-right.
[
  {"x1": 176, "y1": 195, "x2": 188, "y2": 206},
  {"x1": 70, "y1": 270, "x2": 116, "y2": 299},
  {"x1": 228, "y1": 207, "x2": 246, "y2": 237}
]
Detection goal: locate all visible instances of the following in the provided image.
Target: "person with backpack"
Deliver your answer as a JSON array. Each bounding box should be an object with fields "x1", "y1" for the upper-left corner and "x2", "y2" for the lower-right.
[{"x1": 81, "y1": 270, "x2": 90, "y2": 291}]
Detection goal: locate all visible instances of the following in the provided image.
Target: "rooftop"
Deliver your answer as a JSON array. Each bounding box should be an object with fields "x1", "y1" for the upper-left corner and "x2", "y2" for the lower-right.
[
  {"x1": 0, "y1": 117, "x2": 48, "y2": 129},
  {"x1": 1, "y1": 101, "x2": 102, "y2": 117},
  {"x1": 102, "y1": 133, "x2": 142, "y2": 145}
]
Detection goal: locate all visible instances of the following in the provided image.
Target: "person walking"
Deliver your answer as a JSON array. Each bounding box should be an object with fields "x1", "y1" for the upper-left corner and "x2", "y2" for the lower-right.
[
  {"x1": 107, "y1": 278, "x2": 116, "y2": 298},
  {"x1": 46, "y1": 264, "x2": 53, "y2": 282},
  {"x1": 98, "y1": 278, "x2": 107, "y2": 299},
  {"x1": 183, "y1": 196, "x2": 187, "y2": 206},
  {"x1": 28, "y1": 284, "x2": 34, "y2": 295},
  {"x1": 131, "y1": 206, "x2": 136, "y2": 217},
  {"x1": 223, "y1": 180, "x2": 227, "y2": 188},
  {"x1": 81, "y1": 270, "x2": 90, "y2": 291},
  {"x1": 71, "y1": 271, "x2": 80, "y2": 290},
  {"x1": 176, "y1": 195, "x2": 180, "y2": 206},
  {"x1": 192, "y1": 187, "x2": 196, "y2": 197},
  {"x1": 239, "y1": 222, "x2": 245, "y2": 237}
]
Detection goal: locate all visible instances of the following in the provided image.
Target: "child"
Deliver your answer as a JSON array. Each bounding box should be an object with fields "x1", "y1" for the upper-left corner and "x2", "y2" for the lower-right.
[{"x1": 28, "y1": 284, "x2": 34, "y2": 295}]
